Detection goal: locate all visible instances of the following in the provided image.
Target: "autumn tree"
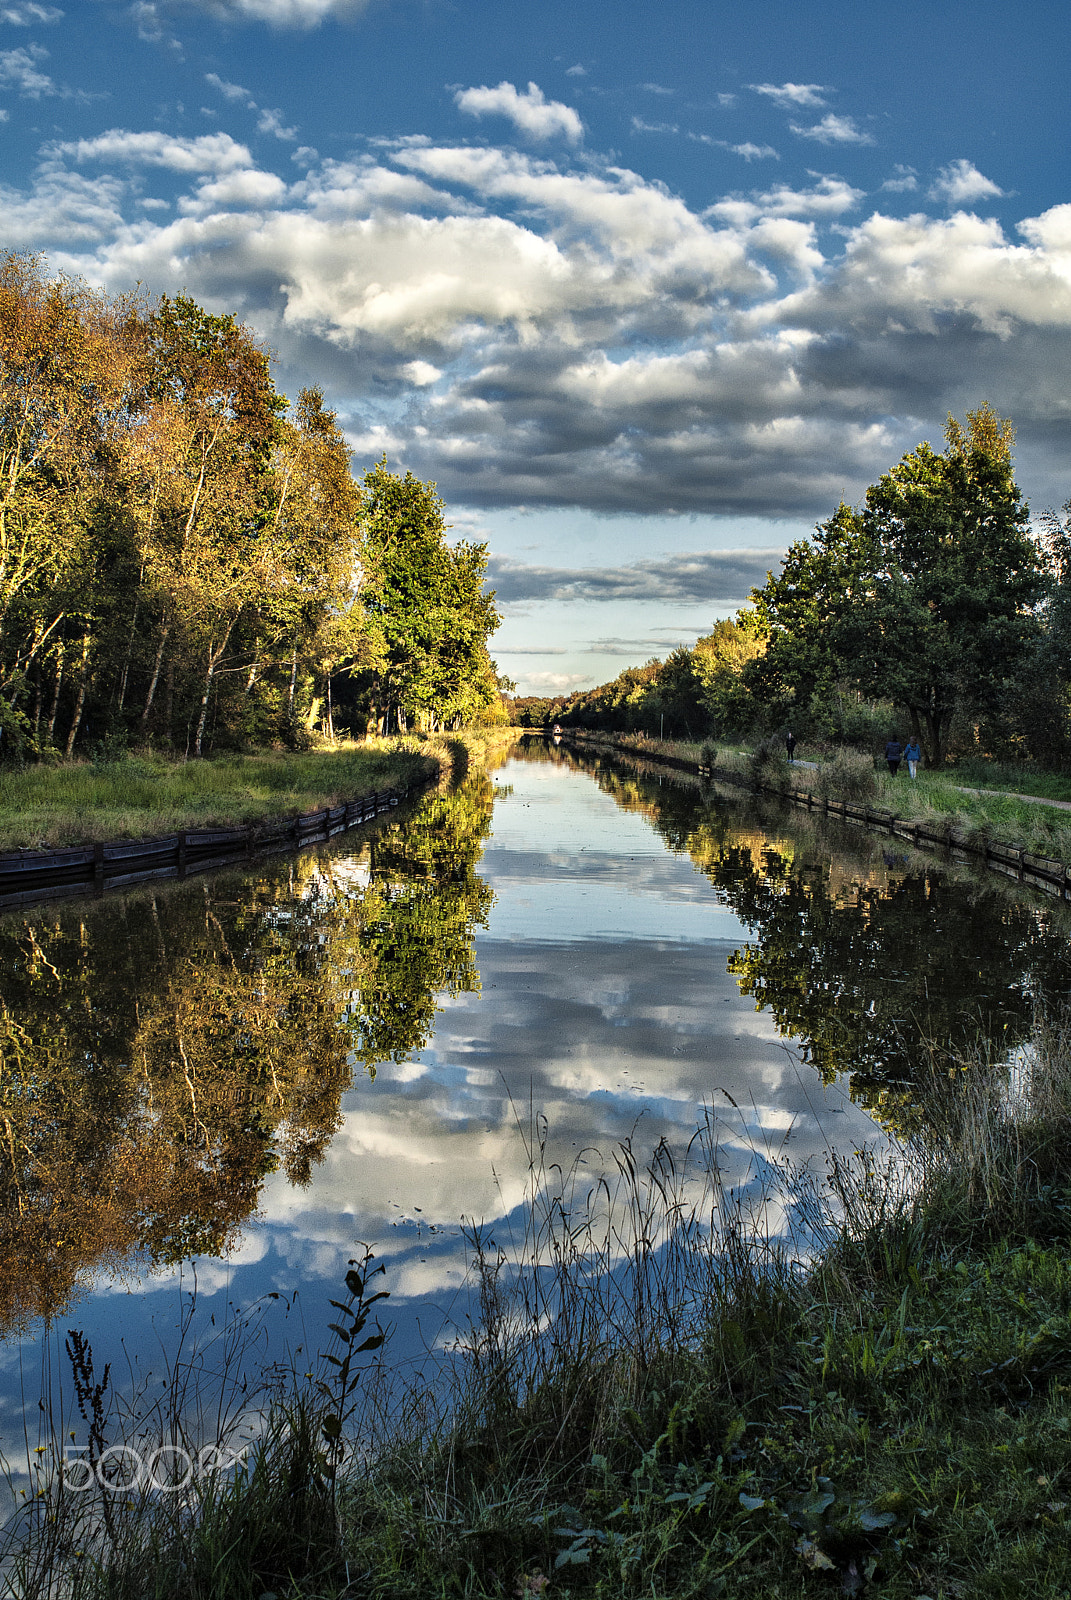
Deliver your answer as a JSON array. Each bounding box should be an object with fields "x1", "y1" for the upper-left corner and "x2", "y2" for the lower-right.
[{"x1": 0, "y1": 252, "x2": 145, "y2": 749}]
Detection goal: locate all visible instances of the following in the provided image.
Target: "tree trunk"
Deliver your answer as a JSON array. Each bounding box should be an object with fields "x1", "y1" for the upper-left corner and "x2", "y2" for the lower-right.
[
  {"x1": 194, "y1": 619, "x2": 238, "y2": 758},
  {"x1": 164, "y1": 658, "x2": 175, "y2": 746},
  {"x1": 193, "y1": 660, "x2": 215, "y2": 758},
  {"x1": 64, "y1": 636, "x2": 91, "y2": 758},
  {"x1": 325, "y1": 671, "x2": 334, "y2": 740},
  {"x1": 287, "y1": 646, "x2": 298, "y2": 718},
  {"x1": 142, "y1": 622, "x2": 170, "y2": 728},
  {"x1": 46, "y1": 641, "x2": 65, "y2": 744},
  {"x1": 117, "y1": 593, "x2": 140, "y2": 714}
]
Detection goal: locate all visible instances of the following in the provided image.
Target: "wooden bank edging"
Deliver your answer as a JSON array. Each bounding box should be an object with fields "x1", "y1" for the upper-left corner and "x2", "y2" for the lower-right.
[
  {"x1": 0, "y1": 778, "x2": 428, "y2": 909},
  {"x1": 562, "y1": 734, "x2": 1071, "y2": 903}
]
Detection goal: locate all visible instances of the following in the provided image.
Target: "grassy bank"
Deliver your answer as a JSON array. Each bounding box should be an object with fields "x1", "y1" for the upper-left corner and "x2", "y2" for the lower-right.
[
  {"x1": 0, "y1": 729, "x2": 519, "y2": 851},
  {"x1": 563, "y1": 729, "x2": 1071, "y2": 871},
  {"x1": 11, "y1": 1015, "x2": 1071, "y2": 1598}
]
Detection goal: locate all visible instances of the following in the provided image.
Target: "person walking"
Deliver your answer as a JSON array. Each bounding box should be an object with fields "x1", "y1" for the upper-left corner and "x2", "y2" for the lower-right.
[
  {"x1": 884, "y1": 734, "x2": 902, "y2": 776},
  {"x1": 904, "y1": 737, "x2": 921, "y2": 779},
  {"x1": 785, "y1": 730, "x2": 796, "y2": 763}
]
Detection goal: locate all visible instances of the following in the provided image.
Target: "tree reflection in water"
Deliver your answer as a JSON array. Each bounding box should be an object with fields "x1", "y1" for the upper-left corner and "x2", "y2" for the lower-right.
[
  {"x1": 0, "y1": 772, "x2": 495, "y2": 1329},
  {"x1": 554, "y1": 743, "x2": 1071, "y2": 1133}
]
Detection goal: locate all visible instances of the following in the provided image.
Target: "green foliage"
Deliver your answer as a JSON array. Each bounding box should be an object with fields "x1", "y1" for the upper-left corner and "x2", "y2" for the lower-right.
[
  {"x1": 355, "y1": 460, "x2": 502, "y2": 735},
  {"x1": 746, "y1": 407, "x2": 1045, "y2": 767}
]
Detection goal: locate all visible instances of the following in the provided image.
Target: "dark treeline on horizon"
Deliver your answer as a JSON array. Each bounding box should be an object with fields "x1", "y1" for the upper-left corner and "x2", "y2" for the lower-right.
[
  {"x1": 514, "y1": 406, "x2": 1071, "y2": 770},
  {"x1": 0, "y1": 252, "x2": 506, "y2": 764}
]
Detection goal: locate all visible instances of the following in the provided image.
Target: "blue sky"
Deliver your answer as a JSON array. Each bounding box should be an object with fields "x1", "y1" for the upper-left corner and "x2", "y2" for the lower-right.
[{"x1": 3, "y1": 0, "x2": 1070, "y2": 693}]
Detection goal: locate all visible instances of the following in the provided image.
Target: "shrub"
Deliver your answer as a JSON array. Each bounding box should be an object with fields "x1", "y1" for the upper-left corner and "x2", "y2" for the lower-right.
[
  {"x1": 0, "y1": 695, "x2": 37, "y2": 767},
  {"x1": 748, "y1": 737, "x2": 789, "y2": 792},
  {"x1": 816, "y1": 749, "x2": 878, "y2": 803}
]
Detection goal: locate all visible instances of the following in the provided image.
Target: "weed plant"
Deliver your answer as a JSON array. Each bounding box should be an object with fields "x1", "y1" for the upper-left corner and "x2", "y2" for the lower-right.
[{"x1": 814, "y1": 749, "x2": 878, "y2": 803}]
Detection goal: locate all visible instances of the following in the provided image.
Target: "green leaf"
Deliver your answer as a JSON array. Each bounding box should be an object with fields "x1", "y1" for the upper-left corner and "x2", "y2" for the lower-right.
[
  {"x1": 857, "y1": 1508, "x2": 896, "y2": 1532},
  {"x1": 738, "y1": 1493, "x2": 765, "y2": 1512}
]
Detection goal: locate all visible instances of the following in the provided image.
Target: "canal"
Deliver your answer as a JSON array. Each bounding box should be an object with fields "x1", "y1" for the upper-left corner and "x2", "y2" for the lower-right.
[{"x1": 0, "y1": 737, "x2": 1069, "y2": 1481}]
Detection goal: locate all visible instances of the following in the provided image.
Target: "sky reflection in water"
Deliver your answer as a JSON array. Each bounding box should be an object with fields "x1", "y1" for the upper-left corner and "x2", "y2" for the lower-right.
[{"x1": 2, "y1": 740, "x2": 1070, "y2": 1466}]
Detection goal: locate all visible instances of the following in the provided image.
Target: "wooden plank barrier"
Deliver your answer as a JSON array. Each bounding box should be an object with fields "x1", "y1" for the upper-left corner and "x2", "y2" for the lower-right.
[{"x1": 0, "y1": 775, "x2": 420, "y2": 900}]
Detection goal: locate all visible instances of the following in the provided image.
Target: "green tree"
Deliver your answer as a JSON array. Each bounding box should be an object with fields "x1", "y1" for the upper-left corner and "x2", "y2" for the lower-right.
[
  {"x1": 357, "y1": 462, "x2": 500, "y2": 732},
  {"x1": 744, "y1": 502, "x2": 872, "y2": 734},
  {"x1": 693, "y1": 609, "x2": 768, "y2": 735},
  {"x1": 848, "y1": 407, "x2": 1043, "y2": 764},
  {"x1": 747, "y1": 407, "x2": 1045, "y2": 764}
]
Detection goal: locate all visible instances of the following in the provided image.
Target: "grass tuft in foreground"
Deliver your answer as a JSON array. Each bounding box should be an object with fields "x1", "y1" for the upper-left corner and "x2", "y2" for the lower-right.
[{"x1": 8, "y1": 1016, "x2": 1071, "y2": 1596}]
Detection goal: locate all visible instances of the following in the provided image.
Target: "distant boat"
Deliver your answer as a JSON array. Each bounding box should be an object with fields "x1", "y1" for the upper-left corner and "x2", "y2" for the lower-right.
[{"x1": 552, "y1": 723, "x2": 562, "y2": 735}]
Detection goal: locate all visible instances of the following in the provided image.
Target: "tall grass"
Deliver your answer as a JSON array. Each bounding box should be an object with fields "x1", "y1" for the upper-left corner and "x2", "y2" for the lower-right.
[
  {"x1": 0, "y1": 731, "x2": 522, "y2": 850},
  {"x1": 8, "y1": 1016, "x2": 1071, "y2": 1596}
]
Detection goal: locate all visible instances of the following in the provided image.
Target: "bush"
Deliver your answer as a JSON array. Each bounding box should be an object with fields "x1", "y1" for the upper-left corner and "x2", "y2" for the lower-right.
[
  {"x1": 748, "y1": 737, "x2": 790, "y2": 792},
  {"x1": 816, "y1": 749, "x2": 878, "y2": 803},
  {"x1": 0, "y1": 695, "x2": 37, "y2": 766}
]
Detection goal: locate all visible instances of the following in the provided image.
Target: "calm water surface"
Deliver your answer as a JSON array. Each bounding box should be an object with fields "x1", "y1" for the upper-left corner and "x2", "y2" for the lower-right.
[{"x1": 0, "y1": 739, "x2": 1069, "y2": 1470}]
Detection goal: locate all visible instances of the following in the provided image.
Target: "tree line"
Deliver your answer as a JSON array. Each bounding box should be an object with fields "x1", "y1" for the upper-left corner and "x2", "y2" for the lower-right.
[
  {"x1": 519, "y1": 407, "x2": 1071, "y2": 769},
  {"x1": 0, "y1": 252, "x2": 504, "y2": 762}
]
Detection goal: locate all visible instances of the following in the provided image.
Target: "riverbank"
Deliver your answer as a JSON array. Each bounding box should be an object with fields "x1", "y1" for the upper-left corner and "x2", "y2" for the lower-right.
[
  {"x1": 0, "y1": 730, "x2": 519, "y2": 851},
  {"x1": 564, "y1": 729, "x2": 1071, "y2": 882},
  {"x1": 11, "y1": 1013, "x2": 1071, "y2": 1598}
]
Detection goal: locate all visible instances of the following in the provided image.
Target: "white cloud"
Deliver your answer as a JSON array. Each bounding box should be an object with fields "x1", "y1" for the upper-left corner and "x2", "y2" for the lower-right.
[
  {"x1": 58, "y1": 129, "x2": 253, "y2": 173},
  {"x1": 403, "y1": 360, "x2": 442, "y2": 386},
  {"x1": 179, "y1": 167, "x2": 288, "y2": 213},
  {"x1": 20, "y1": 125, "x2": 1071, "y2": 519},
  {"x1": 565, "y1": 64, "x2": 585, "y2": 77},
  {"x1": 391, "y1": 145, "x2": 766, "y2": 296},
  {"x1": 631, "y1": 117, "x2": 677, "y2": 135},
  {"x1": 732, "y1": 142, "x2": 779, "y2": 162},
  {"x1": 455, "y1": 80, "x2": 583, "y2": 143},
  {"x1": 173, "y1": 0, "x2": 368, "y2": 23},
  {"x1": 204, "y1": 71, "x2": 255, "y2": 106},
  {"x1": 257, "y1": 106, "x2": 297, "y2": 140},
  {"x1": 928, "y1": 158, "x2": 1004, "y2": 206},
  {"x1": 0, "y1": 167, "x2": 123, "y2": 246},
  {"x1": 749, "y1": 81, "x2": 828, "y2": 110},
  {"x1": 775, "y1": 207, "x2": 1071, "y2": 338},
  {"x1": 709, "y1": 176, "x2": 863, "y2": 227},
  {"x1": 882, "y1": 165, "x2": 918, "y2": 193},
  {"x1": 0, "y1": 3, "x2": 61, "y2": 22},
  {"x1": 518, "y1": 670, "x2": 593, "y2": 691},
  {"x1": 0, "y1": 42, "x2": 54, "y2": 95},
  {"x1": 789, "y1": 112, "x2": 873, "y2": 146}
]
